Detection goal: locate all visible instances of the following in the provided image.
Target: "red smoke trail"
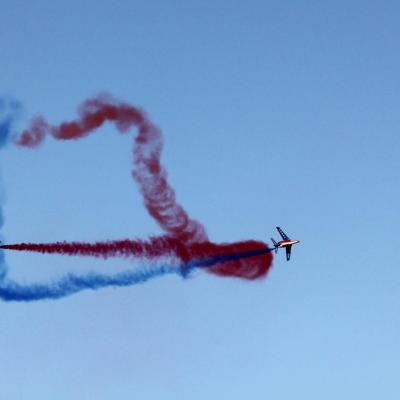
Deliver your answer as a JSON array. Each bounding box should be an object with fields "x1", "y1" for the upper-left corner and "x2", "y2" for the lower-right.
[
  {"x1": 1, "y1": 238, "x2": 272, "y2": 280},
  {"x1": 0, "y1": 237, "x2": 181, "y2": 259},
  {"x1": 15, "y1": 94, "x2": 273, "y2": 279}
]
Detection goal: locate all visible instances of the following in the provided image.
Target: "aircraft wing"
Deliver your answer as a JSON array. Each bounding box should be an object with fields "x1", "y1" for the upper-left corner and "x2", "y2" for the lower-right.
[
  {"x1": 285, "y1": 245, "x2": 292, "y2": 261},
  {"x1": 277, "y1": 226, "x2": 290, "y2": 240}
]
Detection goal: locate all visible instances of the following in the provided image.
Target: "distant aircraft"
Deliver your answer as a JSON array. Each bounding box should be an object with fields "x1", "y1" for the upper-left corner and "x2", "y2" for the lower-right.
[{"x1": 271, "y1": 227, "x2": 300, "y2": 261}]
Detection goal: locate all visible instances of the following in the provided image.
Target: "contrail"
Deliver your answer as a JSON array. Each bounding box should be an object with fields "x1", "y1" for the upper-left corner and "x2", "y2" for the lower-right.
[
  {"x1": 0, "y1": 94, "x2": 273, "y2": 301},
  {"x1": 1, "y1": 238, "x2": 272, "y2": 279},
  {"x1": 0, "y1": 97, "x2": 22, "y2": 282},
  {"x1": 15, "y1": 94, "x2": 273, "y2": 278},
  {"x1": 0, "y1": 237, "x2": 186, "y2": 260},
  {"x1": 0, "y1": 246, "x2": 273, "y2": 302},
  {"x1": 0, "y1": 267, "x2": 179, "y2": 302}
]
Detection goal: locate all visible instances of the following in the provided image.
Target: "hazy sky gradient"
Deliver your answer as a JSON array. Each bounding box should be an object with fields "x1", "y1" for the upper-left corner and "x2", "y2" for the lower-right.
[{"x1": 1, "y1": 1, "x2": 399, "y2": 399}]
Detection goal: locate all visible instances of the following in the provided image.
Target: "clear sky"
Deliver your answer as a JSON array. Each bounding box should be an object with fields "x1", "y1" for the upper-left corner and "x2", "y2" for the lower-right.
[{"x1": 1, "y1": 1, "x2": 399, "y2": 399}]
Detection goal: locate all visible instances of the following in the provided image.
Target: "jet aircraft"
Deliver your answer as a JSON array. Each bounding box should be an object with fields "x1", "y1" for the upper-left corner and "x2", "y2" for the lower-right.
[{"x1": 271, "y1": 227, "x2": 300, "y2": 261}]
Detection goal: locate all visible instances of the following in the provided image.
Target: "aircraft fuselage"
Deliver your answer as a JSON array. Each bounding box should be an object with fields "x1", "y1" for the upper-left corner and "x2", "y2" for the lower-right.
[{"x1": 277, "y1": 240, "x2": 300, "y2": 248}]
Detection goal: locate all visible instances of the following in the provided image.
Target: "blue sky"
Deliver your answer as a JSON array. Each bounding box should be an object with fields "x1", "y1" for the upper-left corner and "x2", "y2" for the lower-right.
[{"x1": 1, "y1": 1, "x2": 399, "y2": 398}]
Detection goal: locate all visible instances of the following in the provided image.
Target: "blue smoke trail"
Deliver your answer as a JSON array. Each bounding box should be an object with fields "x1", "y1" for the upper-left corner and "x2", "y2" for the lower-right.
[
  {"x1": 0, "y1": 98, "x2": 21, "y2": 147},
  {"x1": 0, "y1": 97, "x2": 22, "y2": 282},
  {"x1": 0, "y1": 266, "x2": 179, "y2": 301},
  {"x1": 0, "y1": 247, "x2": 273, "y2": 302}
]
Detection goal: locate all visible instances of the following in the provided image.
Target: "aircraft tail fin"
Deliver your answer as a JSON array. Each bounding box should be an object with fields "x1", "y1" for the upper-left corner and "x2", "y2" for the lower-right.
[{"x1": 271, "y1": 238, "x2": 279, "y2": 254}]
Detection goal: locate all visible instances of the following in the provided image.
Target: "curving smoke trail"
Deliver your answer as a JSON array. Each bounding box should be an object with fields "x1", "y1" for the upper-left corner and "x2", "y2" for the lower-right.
[
  {"x1": 0, "y1": 94, "x2": 273, "y2": 301},
  {"x1": 0, "y1": 97, "x2": 22, "y2": 282},
  {"x1": 17, "y1": 94, "x2": 207, "y2": 243}
]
